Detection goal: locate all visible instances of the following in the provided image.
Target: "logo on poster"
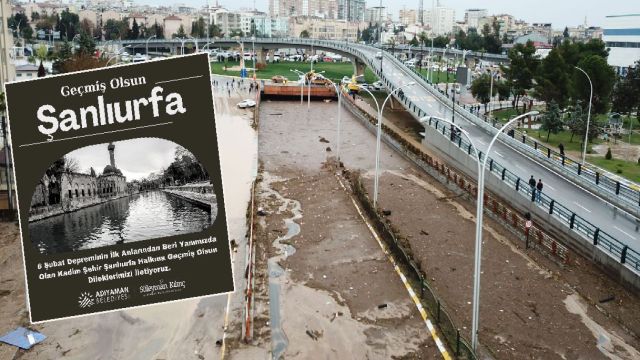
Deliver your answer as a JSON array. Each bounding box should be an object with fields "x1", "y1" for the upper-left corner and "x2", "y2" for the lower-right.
[{"x1": 78, "y1": 292, "x2": 95, "y2": 308}]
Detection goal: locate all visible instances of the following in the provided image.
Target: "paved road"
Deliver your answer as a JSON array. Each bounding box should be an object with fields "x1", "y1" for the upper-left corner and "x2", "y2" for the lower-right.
[{"x1": 356, "y1": 46, "x2": 640, "y2": 253}]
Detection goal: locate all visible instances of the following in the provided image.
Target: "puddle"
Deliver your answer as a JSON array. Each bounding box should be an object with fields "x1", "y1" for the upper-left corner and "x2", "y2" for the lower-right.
[
  {"x1": 564, "y1": 294, "x2": 640, "y2": 360},
  {"x1": 261, "y1": 172, "x2": 302, "y2": 359}
]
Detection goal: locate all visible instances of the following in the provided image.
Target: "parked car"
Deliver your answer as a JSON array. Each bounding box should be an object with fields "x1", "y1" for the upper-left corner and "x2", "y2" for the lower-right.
[
  {"x1": 341, "y1": 76, "x2": 351, "y2": 85},
  {"x1": 375, "y1": 52, "x2": 383, "y2": 59},
  {"x1": 237, "y1": 99, "x2": 257, "y2": 108},
  {"x1": 372, "y1": 81, "x2": 385, "y2": 91}
]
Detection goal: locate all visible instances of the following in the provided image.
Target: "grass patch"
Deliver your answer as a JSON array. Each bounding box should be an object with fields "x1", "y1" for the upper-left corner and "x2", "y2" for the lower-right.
[
  {"x1": 416, "y1": 68, "x2": 454, "y2": 83},
  {"x1": 588, "y1": 157, "x2": 640, "y2": 183},
  {"x1": 527, "y1": 129, "x2": 601, "y2": 153},
  {"x1": 210, "y1": 60, "x2": 377, "y2": 83}
]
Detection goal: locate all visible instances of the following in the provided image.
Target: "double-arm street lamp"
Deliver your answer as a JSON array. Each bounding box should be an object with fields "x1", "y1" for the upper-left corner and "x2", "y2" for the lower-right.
[
  {"x1": 323, "y1": 78, "x2": 344, "y2": 161},
  {"x1": 424, "y1": 110, "x2": 538, "y2": 352},
  {"x1": 358, "y1": 82, "x2": 416, "y2": 206},
  {"x1": 290, "y1": 69, "x2": 305, "y2": 104}
]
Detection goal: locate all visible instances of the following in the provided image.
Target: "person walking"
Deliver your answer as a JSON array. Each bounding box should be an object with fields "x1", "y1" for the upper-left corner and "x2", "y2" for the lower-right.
[
  {"x1": 536, "y1": 179, "x2": 543, "y2": 203},
  {"x1": 559, "y1": 143, "x2": 565, "y2": 158},
  {"x1": 528, "y1": 175, "x2": 536, "y2": 201}
]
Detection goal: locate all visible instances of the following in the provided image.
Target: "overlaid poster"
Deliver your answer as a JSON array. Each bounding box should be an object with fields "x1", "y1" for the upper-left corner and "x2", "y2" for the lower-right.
[{"x1": 3, "y1": 53, "x2": 234, "y2": 322}]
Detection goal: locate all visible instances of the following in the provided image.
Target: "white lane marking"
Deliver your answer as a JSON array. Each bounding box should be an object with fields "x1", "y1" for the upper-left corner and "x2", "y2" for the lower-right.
[
  {"x1": 614, "y1": 226, "x2": 637, "y2": 240},
  {"x1": 477, "y1": 140, "x2": 486, "y2": 145},
  {"x1": 546, "y1": 184, "x2": 556, "y2": 191},
  {"x1": 427, "y1": 103, "x2": 433, "y2": 108},
  {"x1": 573, "y1": 202, "x2": 592, "y2": 213},
  {"x1": 494, "y1": 151, "x2": 505, "y2": 158}
]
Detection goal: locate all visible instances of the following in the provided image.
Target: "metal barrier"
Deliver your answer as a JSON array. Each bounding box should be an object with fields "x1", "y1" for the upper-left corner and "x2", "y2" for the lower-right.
[{"x1": 348, "y1": 173, "x2": 476, "y2": 360}]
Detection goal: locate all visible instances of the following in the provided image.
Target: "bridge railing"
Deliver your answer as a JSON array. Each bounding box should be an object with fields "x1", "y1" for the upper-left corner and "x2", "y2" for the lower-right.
[
  {"x1": 383, "y1": 50, "x2": 640, "y2": 217},
  {"x1": 406, "y1": 96, "x2": 640, "y2": 275}
]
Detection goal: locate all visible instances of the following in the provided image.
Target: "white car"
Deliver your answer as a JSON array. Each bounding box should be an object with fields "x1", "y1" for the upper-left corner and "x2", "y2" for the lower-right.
[
  {"x1": 372, "y1": 81, "x2": 385, "y2": 91},
  {"x1": 237, "y1": 99, "x2": 257, "y2": 108},
  {"x1": 341, "y1": 76, "x2": 351, "y2": 85},
  {"x1": 375, "y1": 52, "x2": 383, "y2": 59}
]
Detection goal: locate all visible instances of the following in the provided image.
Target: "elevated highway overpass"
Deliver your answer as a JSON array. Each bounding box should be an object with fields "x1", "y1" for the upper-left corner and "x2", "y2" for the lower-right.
[{"x1": 102, "y1": 37, "x2": 640, "y2": 283}]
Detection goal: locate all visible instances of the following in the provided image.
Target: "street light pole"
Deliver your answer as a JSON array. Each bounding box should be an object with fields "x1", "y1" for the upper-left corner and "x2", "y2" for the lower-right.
[
  {"x1": 325, "y1": 78, "x2": 343, "y2": 161},
  {"x1": 359, "y1": 82, "x2": 416, "y2": 207},
  {"x1": 575, "y1": 66, "x2": 593, "y2": 165},
  {"x1": 469, "y1": 110, "x2": 540, "y2": 352},
  {"x1": 145, "y1": 35, "x2": 156, "y2": 60},
  {"x1": 488, "y1": 69, "x2": 494, "y2": 118},
  {"x1": 290, "y1": 69, "x2": 305, "y2": 104}
]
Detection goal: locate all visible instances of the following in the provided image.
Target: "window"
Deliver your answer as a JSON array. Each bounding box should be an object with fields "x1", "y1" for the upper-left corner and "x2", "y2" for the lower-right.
[
  {"x1": 75, "y1": 189, "x2": 79, "y2": 197},
  {"x1": 68, "y1": 190, "x2": 72, "y2": 198},
  {"x1": 81, "y1": 189, "x2": 85, "y2": 197}
]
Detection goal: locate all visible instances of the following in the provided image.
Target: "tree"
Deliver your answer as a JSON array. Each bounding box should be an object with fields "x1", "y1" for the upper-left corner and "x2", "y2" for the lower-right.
[
  {"x1": 150, "y1": 21, "x2": 164, "y2": 39},
  {"x1": 470, "y1": 74, "x2": 496, "y2": 111},
  {"x1": 432, "y1": 35, "x2": 449, "y2": 48},
  {"x1": 79, "y1": 18, "x2": 95, "y2": 36},
  {"x1": 0, "y1": 92, "x2": 5, "y2": 113},
  {"x1": 8, "y1": 12, "x2": 29, "y2": 34},
  {"x1": 300, "y1": 29, "x2": 310, "y2": 38},
  {"x1": 208, "y1": 23, "x2": 221, "y2": 38},
  {"x1": 31, "y1": 12, "x2": 40, "y2": 22},
  {"x1": 534, "y1": 49, "x2": 570, "y2": 108},
  {"x1": 191, "y1": 17, "x2": 206, "y2": 38},
  {"x1": 38, "y1": 61, "x2": 46, "y2": 77},
  {"x1": 540, "y1": 101, "x2": 563, "y2": 141},
  {"x1": 58, "y1": 54, "x2": 107, "y2": 73},
  {"x1": 57, "y1": 9, "x2": 80, "y2": 41},
  {"x1": 77, "y1": 31, "x2": 96, "y2": 56},
  {"x1": 172, "y1": 24, "x2": 187, "y2": 39},
  {"x1": 409, "y1": 36, "x2": 419, "y2": 46},
  {"x1": 612, "y1": 61, "x2": 640, "y2": 120},
  {"x1": 567, "y1": 101, "x2": 601, "y2": 142},
  {"x1": 130, "y1": 18, "x2": 140, "y2": 39},
  {"x1": 502, "y1": 41, "x2": 539, "y2": 113},
  {"x1": 573, "y1": 55, "x2": 616, "y2": 114},
  {"x1": 563, "y1": 26, "x2": 570, "y2": 38},
  {"x1": 21, "y1": 26, "x2": 33, "y2": 40},
  {"x1": 497, "y1": 80, "x2": 511, "y2": 101}
]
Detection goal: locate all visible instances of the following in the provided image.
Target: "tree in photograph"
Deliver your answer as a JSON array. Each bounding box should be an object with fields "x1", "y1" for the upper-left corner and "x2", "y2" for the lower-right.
[
  {"x1": 612, "y1": 60, "x2": 640, "y2": 120},
  {"x1": 567, "y1": 101, "x2": 601, "y2": 142},
  {"x1": 130, "y1": 18, "x2": 140, "y2": 39},
  {"x1": 8, "y1": 12, "x2": 29, "y2": 33},
  {"x1": 150, "y1": 21, "x2": 164, "y2": 39},
  {"x1": 534, "y1": 48, "x2": 570, "y2": 108},
  {"x1": 208, "y1": 23, "x2": 221, "y2": 38},
  {"x1": 77, "y1": 31, "x2": 96, "y2": 56},
  {"x1": 79, "y1": 18, "x2": 95, "y2": 37},
  {"x1": 470, "y1": 74, "x2": 495, "y2": 111},
  {"x1": 563, "y1": 26, "x2": 570, "y2": 38},
  {"x1": 191, "y1": 17, "x2": 207, "y2": 38},
  {"x1": 409, "y1": 36, "x2": 419, "y2": 46},
  {"x1": 299, "y1": 29, "x2": 310, "y2": 38},
  {"x1": 497, "y1": 80, "x2": 511, "y2": 101},
  {"x1": 540, "y1": 101, "x2": 563, "y2": 141},
  {"x1": 502, "y1": 41, "x2": 539, "y2": 113},
  {"x1": 573, "y1": 55, "x2": 616, "y2": 114},
  {"x1": 173, "y1": 25, "x2": 187, "y2": 39},
  {"x1": 56, "y1": 9, "x2": 80, "y2": 41},
  {"x1": 432, "y1": 35, "x2": 449, "y2": 48},
  {"x1": 31, "y1": 11, "x2": 40, "y2": 22}
]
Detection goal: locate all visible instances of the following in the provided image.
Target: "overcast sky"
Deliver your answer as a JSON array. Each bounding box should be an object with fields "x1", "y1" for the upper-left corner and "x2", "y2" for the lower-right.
[
  {"x1": 136, "y1": 0, "x2": 635, "y2": 29},
  {"x1": 67, "y1": 138, "x2": 178, "y2": 181}
]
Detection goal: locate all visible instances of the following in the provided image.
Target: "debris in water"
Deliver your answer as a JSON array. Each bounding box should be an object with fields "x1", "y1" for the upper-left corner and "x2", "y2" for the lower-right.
[
  {"x1": 378, "y1": 304, "x2": 388, "y2": 309},
  {"x1": 326, "y1": 147, "x2": 332, "y2": 152},
  {"x1": 215, "y1": 339, "x2": 223, "y2": 347},
  {"x1": 382, "y1": 209, "x2": 392, "y2": 216},
  {"x1": 306, "y1": 330, "x2": 318, "y2": 341},
  {"x1": 420, "y1": 230, "x2": 429, "y2": 236},
  {"x1": 257, "y1": 207, "x2": 267, "y2": 216},
  {"x1": 319, "y1": 136, "x2": 330, "y2": 143}
]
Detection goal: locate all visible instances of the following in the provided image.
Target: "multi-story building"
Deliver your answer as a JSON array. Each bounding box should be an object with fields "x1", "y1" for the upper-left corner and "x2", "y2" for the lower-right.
[
  {"x1": 364, "y1": 6, "x2": 386, "y2": 24},
  {"x1": 423, "y1": 6, "x2": 455, "y2": 35},
  {"x1": 603, "y1": 14, "x2": 640, "y2": 75},
  {"x1": 464, "y1": 8, "x2": 487, "y2": 30},
  {"x1": 289, "y1": 16, "x2": 360, "y2": 41},
  {"x1": 0, "y1": 0, "x2": 15, "y2": 89},
  {"x1": 337, "y1": 0, "x2": 364, "y2": 22},
  {"x1": 214, "y1": 10, "x2": 242, "y2": 35},
  {"x1": 399, "y1": 9, "x2": 417, "y2": 26},
  {"x1": 269, "y1": 0, "x2": 335, "y2": 18}
]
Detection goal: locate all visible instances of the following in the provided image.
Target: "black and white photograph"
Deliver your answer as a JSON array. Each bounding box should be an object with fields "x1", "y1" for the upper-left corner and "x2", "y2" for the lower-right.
[{"x1": 27, "y1": 137, "x2": 217, "y2": 254}]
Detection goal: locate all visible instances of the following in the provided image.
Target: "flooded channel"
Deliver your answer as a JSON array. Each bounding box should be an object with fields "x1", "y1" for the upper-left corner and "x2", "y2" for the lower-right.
[
  {"x1": 260, "y1": 172, "x2": 302, "y2": 360},
  {"x1": 29, "y1": 191, "x2": 213, "y2": 253}
]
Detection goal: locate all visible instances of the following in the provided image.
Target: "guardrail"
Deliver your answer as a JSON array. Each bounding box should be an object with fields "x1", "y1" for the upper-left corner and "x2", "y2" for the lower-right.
[
  {"x1": 315, "y1": 41, "x2": 640, "y2": 275},
  {"x1": 386, "y1": 51, "x2": 640, "y2": 217}
]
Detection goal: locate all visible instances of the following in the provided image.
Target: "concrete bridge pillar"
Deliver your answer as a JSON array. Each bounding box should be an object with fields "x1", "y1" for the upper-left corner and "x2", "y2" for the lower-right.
[{"x1": 353, "y1": 57, "x2": 366, "y2": 77}]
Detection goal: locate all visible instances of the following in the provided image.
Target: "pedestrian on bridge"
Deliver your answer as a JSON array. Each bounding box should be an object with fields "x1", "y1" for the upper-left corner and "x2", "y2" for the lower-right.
[
  {"x1": 536, "y1": 179, "x2": 544, "y2": 203},
  {"x1": 559, "y1": 143, "x2": 565, "y2": 158},
  {"x1": 529, "y1": 175, "x2": 537, "y2": 201}
]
